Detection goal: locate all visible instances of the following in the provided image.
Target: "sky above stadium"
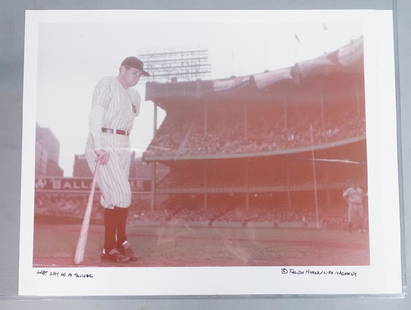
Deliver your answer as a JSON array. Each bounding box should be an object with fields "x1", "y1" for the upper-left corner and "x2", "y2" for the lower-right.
[{"x1": 34, "y1": 10, "x2": 364, "y2": 176}]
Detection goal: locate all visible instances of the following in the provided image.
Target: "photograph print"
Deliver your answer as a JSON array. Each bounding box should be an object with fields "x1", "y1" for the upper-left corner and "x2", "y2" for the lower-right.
[
  {"x1": 19, "y1": 10, "x2": 402, "y2": 296},
  {"x1": 31, "y1": 13, "x2": 368, "y2": 268}
]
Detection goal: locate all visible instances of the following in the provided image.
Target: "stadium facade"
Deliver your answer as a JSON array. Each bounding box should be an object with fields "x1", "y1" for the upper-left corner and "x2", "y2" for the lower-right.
[{"x1": 143, "y1": 37, "x2": 366, "y2": 227}]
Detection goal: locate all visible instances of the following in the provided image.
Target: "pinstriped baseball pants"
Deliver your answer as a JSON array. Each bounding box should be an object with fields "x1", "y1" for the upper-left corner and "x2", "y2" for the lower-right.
[{"x1": 85, "y1": 133, "x2": 131, "y2": 209}]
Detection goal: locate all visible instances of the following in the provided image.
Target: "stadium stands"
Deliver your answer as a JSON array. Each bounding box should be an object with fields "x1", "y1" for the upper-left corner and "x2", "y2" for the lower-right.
[
  {"x1": 146, "y1": 103, "x2": 365, "y2": 158},
  {"x1": 34, "y1": 189, "x2": 364, "y2": 230}
]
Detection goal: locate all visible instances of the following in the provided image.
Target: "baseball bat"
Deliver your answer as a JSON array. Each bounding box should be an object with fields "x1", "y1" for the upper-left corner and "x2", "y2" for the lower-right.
[{"x1": 73, "y1": 162, "x2": 99, "y2": 265}]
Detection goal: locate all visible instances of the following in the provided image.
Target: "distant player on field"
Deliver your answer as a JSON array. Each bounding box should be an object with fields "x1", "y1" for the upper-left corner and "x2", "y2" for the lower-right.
[{"x1": 342, "y1": 181, "x2": 366, "y2": 233}]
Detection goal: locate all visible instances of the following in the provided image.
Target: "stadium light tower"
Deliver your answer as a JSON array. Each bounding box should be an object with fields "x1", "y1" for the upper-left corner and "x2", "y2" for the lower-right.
[{"x1": 139, "y1": 49, "x2": 211, "y2": 82}]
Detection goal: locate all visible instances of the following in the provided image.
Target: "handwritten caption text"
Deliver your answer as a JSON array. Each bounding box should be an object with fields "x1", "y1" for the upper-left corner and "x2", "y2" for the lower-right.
[
  {"x1": 281, "y1": 268, "x2": 357, "y2": 277},
  {"x1": 36, "y1": 269, "x2": 94, "y2": 279}
]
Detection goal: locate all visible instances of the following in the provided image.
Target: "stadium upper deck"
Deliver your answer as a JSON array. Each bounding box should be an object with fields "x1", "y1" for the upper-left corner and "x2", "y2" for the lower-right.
[{"x1": 143, "y1": 37, "x2": 364, "y2": 161}]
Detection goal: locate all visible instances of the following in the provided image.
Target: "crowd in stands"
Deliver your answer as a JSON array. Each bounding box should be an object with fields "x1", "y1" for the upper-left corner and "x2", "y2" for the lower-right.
[
  {"x1": 35, "y1": 193, "x2": 104, "y2": 224},
  {"x1": 35, "y1": 194, "x2": 85, "y2": 218},
  {"x1": 125, "y1": 197, "x2": 355, "y2": 230},
  {"x1": 320, "y1": 215, "x2": 349, "y2": 229},
  {"x1": 128, "y1": 203, "x2": 351, "y2": 229},
  {"x1": 34, "y1": 191, "x2": 361, "y2": 230},
  {"x1": 146, "y1": 103, "x2": 365, "y2": 158}
]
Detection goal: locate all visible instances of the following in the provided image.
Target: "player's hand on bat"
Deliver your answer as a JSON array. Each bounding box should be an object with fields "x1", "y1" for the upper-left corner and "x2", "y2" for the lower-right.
[{"x1": 95, "y1": 149, "x2": 109, "y2": 165}]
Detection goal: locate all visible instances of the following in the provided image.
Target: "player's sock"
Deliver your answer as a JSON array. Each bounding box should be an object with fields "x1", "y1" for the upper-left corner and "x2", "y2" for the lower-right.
[
  {"x1": 104, "y1": 208, "x2": 117, "y2": 251},
  {"x1": 115, "y1": 206, "x2": 129, "y2": 246}
]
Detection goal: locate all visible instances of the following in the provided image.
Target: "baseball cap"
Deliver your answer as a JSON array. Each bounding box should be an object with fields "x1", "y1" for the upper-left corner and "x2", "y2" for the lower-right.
[{"x1": 121, "y1": 56, "x2": 150, "y2": 76}]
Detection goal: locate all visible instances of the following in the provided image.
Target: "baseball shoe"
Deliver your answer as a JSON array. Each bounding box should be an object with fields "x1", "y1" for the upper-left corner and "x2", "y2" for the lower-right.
[
  {"x1": 101, "y1": 248, "x2": 131, "y2": 263},
  {"x1": 117, "y1": 240, "x2": 138, "y2": 261}
]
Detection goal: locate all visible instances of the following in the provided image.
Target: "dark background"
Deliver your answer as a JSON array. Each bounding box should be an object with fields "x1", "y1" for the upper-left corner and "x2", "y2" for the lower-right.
[{"x1": 1, "y1": 0, "x2": 409, "y2": 309}]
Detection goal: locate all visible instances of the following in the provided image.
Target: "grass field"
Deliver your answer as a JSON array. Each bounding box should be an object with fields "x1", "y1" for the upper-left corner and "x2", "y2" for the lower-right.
[{"x1": 33, "y1": 221, "x2": 369, "y2": 267}]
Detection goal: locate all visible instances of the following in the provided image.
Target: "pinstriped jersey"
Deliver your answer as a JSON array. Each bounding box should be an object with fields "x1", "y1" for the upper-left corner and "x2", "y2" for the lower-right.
[
  {"x1": 87, "y1": 76, "x2": 141, "y2": 150},
  {"x1": 85, "y1": 76, "x2": 141, "y2": 209}
]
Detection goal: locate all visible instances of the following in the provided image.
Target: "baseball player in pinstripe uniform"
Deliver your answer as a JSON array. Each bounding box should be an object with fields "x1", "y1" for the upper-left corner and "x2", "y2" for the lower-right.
[
  {"x1": 342, "y1": 181, "x2": 366, "y2": 233},
  {"x1": 85, "y1": 57, "x2": 149, "y2": 263}
]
